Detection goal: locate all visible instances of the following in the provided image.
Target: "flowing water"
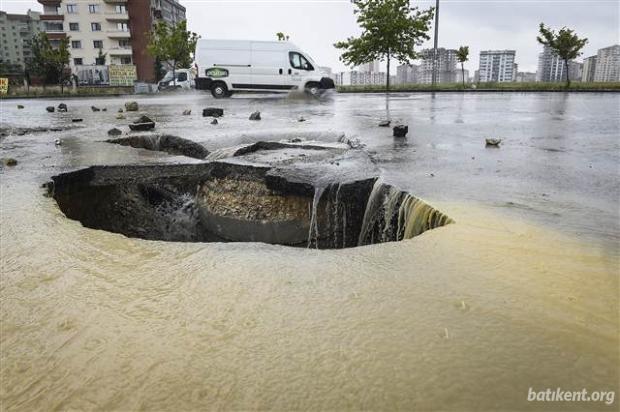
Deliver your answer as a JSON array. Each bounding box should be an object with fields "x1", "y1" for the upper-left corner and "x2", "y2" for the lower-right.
[{"x1": 1, "y1": 92, "x2": 618, "y2": 410}]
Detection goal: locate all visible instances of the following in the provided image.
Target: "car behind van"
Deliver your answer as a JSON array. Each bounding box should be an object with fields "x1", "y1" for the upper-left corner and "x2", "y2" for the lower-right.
[
  {"x1": 158, "y1": 68, "x2": 195, "y2": 90},
  {"x1": 194, "y1": 39, "x2": 335, "y2": 98}
]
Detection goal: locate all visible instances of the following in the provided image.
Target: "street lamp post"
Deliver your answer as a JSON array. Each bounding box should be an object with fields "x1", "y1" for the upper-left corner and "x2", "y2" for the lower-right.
[{"x1": 432, "y1": 0, "x2": 440, "y2": 88}]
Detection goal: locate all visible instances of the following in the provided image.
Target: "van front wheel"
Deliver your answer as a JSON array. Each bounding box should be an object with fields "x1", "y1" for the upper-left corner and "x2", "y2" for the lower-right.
[
  {"x1": 304, "y1": 82, "x2": 321, "y2": 96},
  {"x1": 211, "y1": 82, "x2": 229, "y2": 98}
]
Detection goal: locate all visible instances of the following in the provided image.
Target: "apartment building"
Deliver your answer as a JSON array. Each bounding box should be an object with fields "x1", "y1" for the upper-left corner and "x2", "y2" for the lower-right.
[
  {"x1": 477, "y1": 50, "x2": 516, "y2": 83},
  {"x1": 536, "y1": 45, "x2": 582, "y2": 83},
  {"x1": 334, "y1": 70, "x2": 386, "y2": 86},
  {"x1": 593, "y1": 44, "x2": 620, "y2": 82},
  {"x1": 395, "y1": 64, "x2": 419, "y2": 85},
  {"x1": 37, "y1": 0, "x2": 186, "y2": 82},
  {"x1": 0, "y1": 10, "x2": 42, "y2": 69},
  {"x1": 357, "y1": 60, "x2": 380, "y2": 73},
  {"x1": 581, "y1": 55, "x2": 597, "y2": 82},
  {"x1": 417, "y1": 48, "x2": 457, "y2": 84}
]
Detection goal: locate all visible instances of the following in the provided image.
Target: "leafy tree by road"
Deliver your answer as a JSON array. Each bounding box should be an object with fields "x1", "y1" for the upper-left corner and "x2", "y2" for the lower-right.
[
  {"x1": 276, "y1": 32, "x2": 290, "y2": 41},
  {"x1": 27, "y1": 32, "x2": 70, "y2": 91},
  {"x1": 537, "y1": 23, "x2": 588, "y2": 87},
  {"x1": 147, "y1": 20, "x2": 199, "y2": 85},
  {"x1": 334, "y1": 0, "x2": 434, "y2": 90},
  {"x1": 456, "y1": 45, "x2": 469, "y2": 87}
]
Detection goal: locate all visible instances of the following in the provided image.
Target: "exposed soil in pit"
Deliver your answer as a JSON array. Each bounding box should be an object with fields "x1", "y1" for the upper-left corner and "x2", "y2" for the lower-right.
[{"x1": 47, "y1": 140, "x2": 453, "y2": 248}]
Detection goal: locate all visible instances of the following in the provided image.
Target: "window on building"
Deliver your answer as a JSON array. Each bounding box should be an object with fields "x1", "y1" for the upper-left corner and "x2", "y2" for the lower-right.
[
  {"x1": 115, "y1": 5, "x2": 127, "y2": 13},
  {"x1": 118, "y1": 39, "x2": 130, "y2": 48},
  {"x1": 93, "y1": 40, "x2": 103, "y2": 48},
  {"x1": 120, "y1": 56, "x2": 132, "y2": 64},
  {"x1": 91, "y1": 22, "x2": 101, "y2": 31},
  {"x1": 88, "y1": 4, "x2": 99, "y2": 13},
  {"x1": 66, "y1": 4, "x2": 78, "y2": 13},
  {"x1": 71, "y1": 40, "x2": 81, "y2": 49},
  {"x1": 116, "y1": 22, "x2": 129, "y2": 32},
  {"x1": 74, "y1": 58, "x2": 83, "y2": 65},
  {"x1": 69, "y1": 22, "x2": 79, "y2": 31}
]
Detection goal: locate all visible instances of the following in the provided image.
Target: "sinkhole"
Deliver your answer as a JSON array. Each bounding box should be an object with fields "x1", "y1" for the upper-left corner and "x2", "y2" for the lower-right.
[{"x1": 47, "y1": 140, "x2": 453, "y2": 249}]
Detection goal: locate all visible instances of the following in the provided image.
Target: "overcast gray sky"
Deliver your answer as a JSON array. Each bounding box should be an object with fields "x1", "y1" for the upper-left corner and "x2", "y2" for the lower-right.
[{"x1": 2, "y1": 0, "x2": 618, "y2": 73}]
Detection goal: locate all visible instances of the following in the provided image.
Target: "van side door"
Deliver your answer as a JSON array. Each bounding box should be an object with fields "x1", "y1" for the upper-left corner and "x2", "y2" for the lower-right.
[{"x1": 251, "y1": 47, "x2": 288, "y2": 90}]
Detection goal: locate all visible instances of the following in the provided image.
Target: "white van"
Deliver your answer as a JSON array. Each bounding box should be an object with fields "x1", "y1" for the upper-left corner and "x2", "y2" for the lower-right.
[
  {"x1": 194, "y1": 39, "x2": 335, "y2": 98},
  {"x1": 157, "y1": 68, "x2": 195, "y2": 90}
]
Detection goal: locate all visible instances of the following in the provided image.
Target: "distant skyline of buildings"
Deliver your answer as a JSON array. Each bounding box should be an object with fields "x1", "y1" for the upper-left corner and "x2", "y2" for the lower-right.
[{"x1": 334, "y1": 43, "x2": 619, "y2": 86}]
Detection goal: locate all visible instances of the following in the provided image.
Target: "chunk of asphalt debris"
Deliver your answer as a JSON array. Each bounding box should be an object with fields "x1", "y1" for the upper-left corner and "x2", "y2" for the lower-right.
[
  {"x1": 210, "y1": 118, "x2": 218, "y2": 125},
  {"x1": 393, "y1": 125, "x2": 408, "y2": 138},
  {"x1": 108, "y1": 127, "x2": 122, "y2": 137},
  {"x1": 128, "y1": 115, "x2": 155, "y2": 131},
  {"x1": 17, "y1": 105, "x2": 24, "y2": 109},
  {"x1": 125, "y1": 101, "x2": 139, "y2": 111},
  {"x1": 118, "y1": 108, "x2": 124, "y2": 113},
  {"x1": 91, "y1": 106, "x2": 101, "y2": 112},
  {"x1": 203, "y1": 107, "x2": 223, "y2": 117},
  {"x1": 116, "y1": 113, "x2": 125, "y2": 120},
  {"x1": 485, "y1": 138, "x2": 501, "y2": 147},
  {"x1": 46, "y1": 106, "x2": 55, "y2": 113},
  {"x1": 378, "y1": 120, "x2": 391, "y2": 127},
  {"x1": 2, "y1": 158, "x2": 18, "y2": 167},
  {"x1": 298, "y1": 116, "x2": 306, "y2": 122},
  {"x1": 58, "y1": 103, "x2": 68, "y2": 112},
  {"x1": 72, "y1": 118, "x2": 83, "y2": 123},
  {"x1": 102, "y1": 108, "x2": 107, "y2": 112},
  {"x1": 182, "y1": 109, "x2": 191, "y2": 115},
  {"x1": 55, "y1": 139, "x2": 62, "y2": 146},
  {"x1": 249, "y1": 111, "x2": 261, "y2": 121}
]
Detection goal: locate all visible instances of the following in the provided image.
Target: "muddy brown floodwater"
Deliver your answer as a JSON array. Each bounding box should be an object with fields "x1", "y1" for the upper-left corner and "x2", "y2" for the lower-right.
[{"x1": 1, "y1": 91, "x2": 618, "y2": 411}]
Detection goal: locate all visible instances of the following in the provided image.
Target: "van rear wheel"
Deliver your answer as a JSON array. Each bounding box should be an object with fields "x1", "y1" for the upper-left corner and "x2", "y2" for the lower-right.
[{"x1": 211, "y1": 82, "x2": 229, "y2": 98}]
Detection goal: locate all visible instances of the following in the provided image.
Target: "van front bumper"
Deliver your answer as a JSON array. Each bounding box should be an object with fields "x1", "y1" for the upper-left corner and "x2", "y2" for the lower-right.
[
  {"x1": 320, "y1": 77, "x2": 335, "y2": 89},
  {"x1": 195, "y1": 77, "x2": 212, "y2": 90}
]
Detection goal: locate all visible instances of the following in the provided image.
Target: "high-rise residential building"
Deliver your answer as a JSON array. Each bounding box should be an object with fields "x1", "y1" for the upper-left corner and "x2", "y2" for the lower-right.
[
  {"x1": 334, "y1": 70, "x2": 386, "y2": 86},
  {"x1": 357, "y1": 60, "x2": 380, "y2": 73},
  {"x1": 515, "y1": 72, "x2": 536, "y2": 83},
  {"x1": 395, "y1": 63, "x2": 419, "y2": 84},
  {"x1": 455, "y1": 69, "x2": 469, "y2": 84},
  {"x1": 418, "y1": 48, "x2": 457, "y2": 84},
  {"x1": 0, "y1": 10, "x2": 42, "y2": 69},
  {"x1": 582, "y1": 55, "x2": 597, "y2": 82},
  {"x1": 36, "y1": 0, "x2": 186, "y2": 82},
  {"x1": 536, "y1": 45, "x2": 582, "y2": 83},
  {"x1": 477, "y1": 50, "x2": 516, "y2": 83},
  {"x1": 593, "y1": 45, "x2": 620, "y2": 82}
]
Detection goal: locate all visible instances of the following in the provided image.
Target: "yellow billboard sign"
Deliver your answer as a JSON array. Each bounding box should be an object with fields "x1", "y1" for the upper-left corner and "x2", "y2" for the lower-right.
[
  {"x1": 0, "y1": 78, "x2": 8, "y2": 95},
  {"x1": 109, "y1": 65, "x2": 136, "y2": 87}
]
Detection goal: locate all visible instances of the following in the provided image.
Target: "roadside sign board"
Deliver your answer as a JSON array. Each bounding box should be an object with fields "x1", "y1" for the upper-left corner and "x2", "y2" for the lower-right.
[
  {"x1": 0, "y1": 78, "x2": 8, "y2": 94},
  {"x1": 109, "y1": 65, "x2": 137, "y2": 87}
]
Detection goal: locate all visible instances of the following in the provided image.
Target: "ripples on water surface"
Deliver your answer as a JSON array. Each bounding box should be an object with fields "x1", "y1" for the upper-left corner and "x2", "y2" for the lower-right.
[{"x1": 1, "y1": 92, "x2": 618, "y2": 410}]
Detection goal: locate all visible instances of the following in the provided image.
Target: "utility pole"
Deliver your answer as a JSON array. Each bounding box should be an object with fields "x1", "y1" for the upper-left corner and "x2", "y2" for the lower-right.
[{"x1": 431, "y1": 0, "x2": 440, "y2": 88}]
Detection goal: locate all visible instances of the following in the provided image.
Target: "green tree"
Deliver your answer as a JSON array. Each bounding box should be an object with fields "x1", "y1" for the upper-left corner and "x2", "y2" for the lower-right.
[
  {"x1": 276, "y1": 32, "x2": 290, "y2": 41},
  {"x1": 27, "y1": 33, "x2": 70, "y2": 91},
  {"x1": 456, "y1": 45, "x2": 469, "y2": 88},
  {"x1": 147, "y1": 20, "x2": 199, "y2": 85},
  {"x1": 537, "y1": 23, "x2": 588, "y2": 87},
  {"x1": 334, "y1": 0, "x2": 434, "y2": 90}
]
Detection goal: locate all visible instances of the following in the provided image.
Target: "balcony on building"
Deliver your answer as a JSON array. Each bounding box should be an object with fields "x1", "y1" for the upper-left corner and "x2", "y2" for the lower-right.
[
  {"x1": 40, "y1": 14, "x2": 64, "y2": 21},
  {"x1": 37, "y1": 0, "x2": 61, "y2": 5},
  {"x1": 105, "y1": 12, "x2": 129, "y2": 21},
  {"x1": 103, "y1": 0, "x2": 127, "y2": 3},
  {"x1": 109, "y1": 47, "x2": 133, "y2": 56},
  {"x1": 107, "y1": 30, "x2": 131, "y2": 39}
]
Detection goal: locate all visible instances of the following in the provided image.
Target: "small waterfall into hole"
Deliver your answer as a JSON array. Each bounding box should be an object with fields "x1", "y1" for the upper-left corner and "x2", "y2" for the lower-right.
[{"x1": 49, "y1": 164, "x2": 453, "y2": 248}]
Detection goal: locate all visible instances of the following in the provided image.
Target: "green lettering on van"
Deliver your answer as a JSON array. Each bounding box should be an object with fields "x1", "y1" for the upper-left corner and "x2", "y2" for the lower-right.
[{"x1": 206, "y1": 68, "x2": 229, "y2": 78}]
